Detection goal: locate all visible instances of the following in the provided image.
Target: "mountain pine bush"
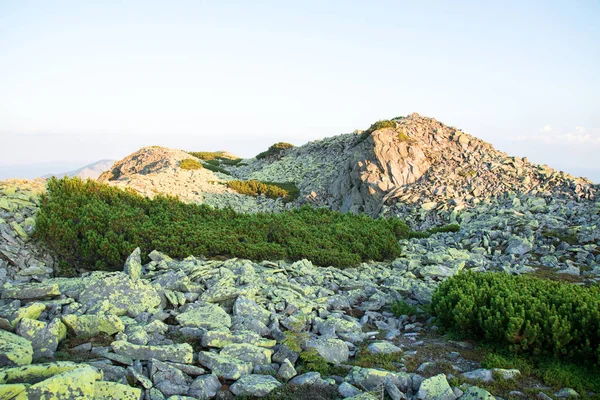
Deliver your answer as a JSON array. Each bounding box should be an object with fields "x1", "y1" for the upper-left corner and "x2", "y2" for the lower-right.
[
  {"x1": 35, "y1": 178, "x2": 411, "y2": 273},
  {"x1": 179, "y1": 159, "x2": 203, "y2": 170},
  {"x1": 226, "y1": 180, "x2": 299, "y2": 202},
  {"x1": 256, "y1": 142, "x2": 295, "y2": 160},
  {"x1": 431, "y1": 271, "x2": 600, "y2": 365}
]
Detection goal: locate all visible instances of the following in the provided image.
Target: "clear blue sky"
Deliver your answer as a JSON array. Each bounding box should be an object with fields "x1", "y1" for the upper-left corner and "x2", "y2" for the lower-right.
[{"x1": 1, "y1": 1, "x2": 599, "y2": 181}]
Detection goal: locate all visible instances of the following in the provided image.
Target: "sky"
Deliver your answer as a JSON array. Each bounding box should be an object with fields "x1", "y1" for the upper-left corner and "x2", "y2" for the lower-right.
[{"x1": 1, "y1": 1, "x2": 599, "y2": 181}]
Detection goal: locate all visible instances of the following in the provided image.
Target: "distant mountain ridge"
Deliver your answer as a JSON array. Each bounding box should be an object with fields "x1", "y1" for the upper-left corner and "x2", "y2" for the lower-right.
[{"x1": 43, "y1": 159, "x2": 115, "y2": 180}]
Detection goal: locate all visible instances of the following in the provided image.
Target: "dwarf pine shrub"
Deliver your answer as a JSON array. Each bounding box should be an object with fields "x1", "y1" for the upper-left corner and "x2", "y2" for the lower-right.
[
  {"x1": 35, "y1": 178, "x2": 411, "y2": 273},
  {"x1": 226, "y1": 180, "x2": 299, "y2": 202},
  {"x1": 431, "y1": 271, "x2": 600, "y2": 365},
  {"x1": 179, "y1": 159, "x2": 203, "y2": 170},
  {"x1": 256, "y1": 142, "x2": 295, "y2": 160}
]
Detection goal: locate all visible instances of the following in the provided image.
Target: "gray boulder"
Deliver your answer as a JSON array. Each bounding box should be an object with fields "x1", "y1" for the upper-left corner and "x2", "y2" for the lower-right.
[{"x1": 229, "y1": 374, "x2": 282, "y2": 397}]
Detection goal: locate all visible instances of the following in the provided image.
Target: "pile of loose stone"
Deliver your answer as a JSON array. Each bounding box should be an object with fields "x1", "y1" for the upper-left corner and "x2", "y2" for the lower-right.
[{"x1": 0, "y1": 244, "x2": 587, "y2": 399}]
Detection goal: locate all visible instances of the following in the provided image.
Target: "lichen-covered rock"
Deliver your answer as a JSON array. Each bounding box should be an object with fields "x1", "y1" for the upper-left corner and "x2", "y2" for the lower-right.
[
  {"x1": 62, "y1": 314, "x2": 125, "y2": 337},
  {"x1": 188, "y1": 373, "x2": 221, "y2": 399},
  {"x1": 16, "y1": 317, "x2": 66, "y2": 360},
  {"x1": 124, "y1": 247, "x2": 143, "y2": 280},
  {"x1": 460, "y1": 386, "x2": 495, "y2": 399},
  {"x1": 0, "y1": 361, "x2": 82, "y2": 384},
  {"x1": 366, "y1": 341, "x2": 402, "y2": 355},
  {"x1": 197, "y1": 351, "x2": 252, "y2": 380},
  {"x1": 339, "y1": 382, "x2": 362, "y2": 398},
  {"x1": 233, "y1": 296, "x2": 271, "y2": 325},
  {"x1": 0, "y1": 329, "x2": 33, "y2": 367},
  {"x1": 1, "y1": 283, "x2": 60, "y2": 300},
  {"x1": 175, "y1": 303, "x2": 231, "y2": 330},
  {"x1": 26, "y1": 365, "x2": 101, "y2": 399},
  {"x1": 229, "y1": 374, "x2": 282, "y2": 397},
  {"x1": 277, "y1": 358, "x2": 297, "y2": 381},
  {"x1": 201, "y1": 329, "x2": 274, "y2": 348},
  {"x1": 79, "y1": 272, "x2": 161, "y2": 317},
  {"x1": 416, "y1": 373, "x2": 457, "y2": 400},
  {"x1": 9, "y1": 302, "x2": 46, "y2": 328},
  {"x1": 306, "y1": 338, "x2": 349, "y2": 364},
  {"x1": 220, "y1": 343, "x2": 273, "y2": 366},
  {"x1": 111, "y1": 341, "x2": 193, "y2": 364},
  {"x1": 289, "y1": 372, "x2": 323, "y2": 386},
  {"x1": 345, "y1": 367, "x2": 410, "y2": 392},
  {"x1": 0, "y1": 383, "x2": 27, "y2": 399},
  {"x1": 94, "y1": 381, "x2": 142, "y2": 400}
]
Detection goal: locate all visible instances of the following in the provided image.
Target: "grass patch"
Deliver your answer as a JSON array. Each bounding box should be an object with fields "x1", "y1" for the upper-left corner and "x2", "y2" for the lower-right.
[
  {"x1": 263, "y1": 383, "x2": 339, "y2": 400},
  {"x1": 35, "y1": 178, "x2": 412, "y2": 273},
  {"x1": 179, "y1": 159, "x2": 203, "y2": 170},
  {"x1": 390, "y1": 300, "x2": 418, "y2": 317},
  {"x1": 298, "y1": 349, "x2": 348, "y2": 376},
  {"x1": 226, "y1": 180, "x2": 299, "y2": 202},
  {"x1": 352, "y1": 347, "x2": 402, "y2": 371}
]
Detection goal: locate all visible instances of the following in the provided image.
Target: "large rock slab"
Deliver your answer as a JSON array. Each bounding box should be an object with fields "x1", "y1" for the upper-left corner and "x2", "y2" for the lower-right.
[
  {"x1": 94, "y1": 381, "x2": 142, "y2": 400},
  {"x1": 26, "y1": 365, "x2": 101, "y2": 399},
  {"x1": 345, "y1": 366, "x2": 410, "y2": 392},
  {"x1": 175, "y1": 303, "x2": 231, "y2": 330},
  {"x1": 220, "y1": 343, "x2": 273, "y2": 366},
  {"x1": 0, "y1": 329, "x2": 33, "y2": 367},
  {"x1": 229, "y1": 374, "x2": 282, "y2": 397},
  {"x1": 79, "y1": 272, "x2": 161, "y2": 317},
  {"x1": 0, "y1": 361, "x2": 83, "y2": 384},
  {"x1": 306, "y1": 337, "x2": 349, "y2": 364},
  {"x1": 62, "y1": 314, "x2": 125, "y2": 337},
  {"x1": 188, "y1": 374, "x2": 222, "y2": 399},
  {"x1": 16, "y1": 317, "x2": 67, "y2": 360},
  {"x1": 416, "y1": 373, "x2": 457, "y2": 400},
  {"x1": 197, "y1": 351, "x2": 252, "y2": 380},
  {"x1": 111, "y1": 341, "x2": 193, "y2": 364},
  {"x1": 1, "y1": 283, "x2": 60, "y2": 300}
]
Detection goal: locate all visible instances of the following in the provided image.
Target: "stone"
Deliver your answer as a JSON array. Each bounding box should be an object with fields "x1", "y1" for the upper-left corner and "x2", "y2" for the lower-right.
[
  {"x1": 79, "y1": 272, "x2": 161, "y2": 317},
  {"x1": 462, "y1": 369, "x2": 493, "y2": 382},
  {"x1": 384, "y1": 376, "x2": 406, "y2": 400},
  {"x1": 188, "y1": 374, "x2": 222, "y2": 399},
  {"x1": 26, "y1": 365, "x2": 101, "y2": 399},
  {"x1": 1, "y1": 283, "x2": 60, "y2": 300},
  {"x1": 505, "y1": 236, "x2": 533, "y2": 255},
  {"x1": 201, "y1": 329, "x2": 274, "y2": 348},
  {"x1": 277, "y1": 358, "x2": 297, "y2": 381},
  {"x1": 111, "y1": 341, "x2": 194, "y2": 364},
  {"x1": 366, "y1": 341, "x2": 402, "y2": 355},
  {"x1": 197, "y1": 351, "x2": 253, "y2": 380},
  {"x1": 554, "y1": 388, "x2": 580, "y2": 398},
  {"x1": 0, "y1": 329, "x2": 33, "y2": 367},
  {"x1": 460, "y1": 386, "x2": 495, "y2": 399},
  {"x1": 176, "y1": 303, "x2": 231, "y2": 330},
  {"x1": 16, "y1": 317, "x2": 66, "y2": 360},
  {"x1": 0, "y1": 361, "x2": 82, "y2": 384},
  {"x1": 94, "y1": 381, "x2": 143, "y2": 400},
  {"x1": 0, "y1": 383, "x2": 27, "y2": 399},
  {"x1": 62, "y1": 314, "x2": 125, "y2": 337},
  {"x1": 338, "y1": 382, "x2": 362, "y2": 398},
  {"x1": 345, "y1": 367, "x2": 410, "y2": 392},
  {"x1": 124, "y1": 247, "x2": 143, "y2": 279},
  {"x1": 233, "y1": 296, "x2": 271, "y2": 325},
  {"x1": 416, "y1": 374, "x2": 456, "y2": 400},
  {"x1": 9, "y1": 302, "x2": 46, "y2": 328},
  {"x1": 220, "y1": 343, "x2": 273, "y2": 366},
  {"x1": 289, "y1": 372, "x2": 323, "y2": 386},
  {"x1": 229, "y1": 374, "x2": 282, "y2": 397},
  {"x1": 306, "y1": 337, "x2": 349, "y2": 363},
  {"x1": 153, "y1": 363, "x2": 189, "y2": 397}
]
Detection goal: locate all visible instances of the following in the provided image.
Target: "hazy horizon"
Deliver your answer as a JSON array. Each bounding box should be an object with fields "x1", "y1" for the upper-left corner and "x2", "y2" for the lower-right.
[{"x1": 1, "y1": 1, "x2": 599, "y2": 183}]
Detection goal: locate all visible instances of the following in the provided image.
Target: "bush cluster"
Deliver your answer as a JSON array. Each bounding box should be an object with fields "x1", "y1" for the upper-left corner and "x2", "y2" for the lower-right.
[
  {"x1": 256, "y1": 142, "x2": 295, "y2": 160},
  {"x1": 431, "y1": 272, "x2": 600, "y2": 365},
  {"x1": 226, "y1": 180, "x2": 299, "y2": 203},
  {"x1": 35, "y1": 178, "x2": 411, "y2": 273},
  {"x1": 179, "y1": 159, "x2": 203, "y2": 170}
]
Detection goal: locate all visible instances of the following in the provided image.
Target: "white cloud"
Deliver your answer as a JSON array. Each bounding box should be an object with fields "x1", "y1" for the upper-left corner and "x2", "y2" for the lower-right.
[{"x1": 518, "y1": 126, "x2": 600, "y2": 145}]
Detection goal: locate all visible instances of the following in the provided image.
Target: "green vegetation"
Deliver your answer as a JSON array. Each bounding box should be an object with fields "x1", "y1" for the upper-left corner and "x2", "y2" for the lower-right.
[
  {"x1": 407, "y1": 223, "x2": 460, "y2": 239},
  {"x1": 226, "y1": 180, "x2": 299, "y2": 203},
  {"x1": 352, "y1": 347, "x2": 402, "y2": 370},
  {"x1": 431, "y1": 271, "x2": 600, "y2": 365},
  {"x1": 256, "y1": 142, "x2": 295, "y2": 160},
  {"x1": 263, "y1": 384, "x2": 339, "y2": 400},
  {"x1": 179, "y1": 159, "x2": 203, "y2": 170},
  {"x1": 187, "y1": 151, "x2": 241, "y2": 165},
  {"x1": 390, "y1": 300, "x2": 419, "y2": 317},
  {"x1": 202, "y1": 163, "x2": 230, "y2": 175},
  {"x1": 397, "y1": 129, "x2": 412, "y2": 142},
  {"x1": 357, "y1": 119, "x2": 397, "y2": 143},
  {"x1": 36, "y1": 178, "x2": 412, "y2": 273}
]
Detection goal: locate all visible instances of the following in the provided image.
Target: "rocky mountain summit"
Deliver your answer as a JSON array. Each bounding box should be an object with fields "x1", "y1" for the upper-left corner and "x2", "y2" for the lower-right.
[{"x1": 1, "y1": 114, "x2": 599, "y2": 399}]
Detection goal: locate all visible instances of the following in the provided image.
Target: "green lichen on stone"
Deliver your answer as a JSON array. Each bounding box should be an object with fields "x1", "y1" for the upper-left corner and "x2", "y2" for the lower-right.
[
  {"x1": 0, "y1": 362, "x2": 81, "y2": 384},
  {"x1": 460, "y1": 386, "x2": 496, "y2": 399},
  {"x1": 111, "y1": 340, "x2": 193, "y2": 364},
  {"x1": 197, "y1": 351, "x2": 253, "y2": 380},
  {"x1": 79, "y1": 272, "x2": 161, "y2": 317},
  {"x1": 0, "y1": 383, "x2": 27, "y2": 399},
  {"x1": 229, "y1": 374, "x2": 282, "y2": 397},
  {"x1": 93, "y1": 380, "x2": 142, "y2": 400},
  {"x1": 416, "y1": 373, "x2": 455, "y2": 400},
  {"x1": 0, "y1": 329, "x2": 33, "y2": 367},
  {"x1": 25, "y1": 365, "x2": 101, "y2": 399},
  {"x1": 9, "y1": 302, "x2": 46, "y2": 327},
  {"x1": 1, "y1": 284, "x2": 60, "y2": 300},
  {"x1": 175, "y1": 303, "x2": 231, "y2": 330},
  {"x1": 62, "y1": 314, "x2": 124, "y2": 337},
  {"x1": 220, "y1": 343, "x2": 273, "y2": 366},
  {"x1": 16, "y1": 317, "x2": 67, "y2": 360}
]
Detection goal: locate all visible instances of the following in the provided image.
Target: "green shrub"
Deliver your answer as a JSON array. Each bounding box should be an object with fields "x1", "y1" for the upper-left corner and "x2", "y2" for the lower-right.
[
  {"x1": 179, "y1": 159, "x2": 203, "y2": 170},
  {"x1": 187, "y1": 151, "x2": 240, "y2": 163},
  {"x1": 357, "y1": 119, "x2": 397, "y2": 143},
  {"x1": 203, "y1": 163, "x2": 230, "y2": 175},
  {"x1": 35, "y1": 178, "x2": 411, "y2": 273},
  {"x1": 226, "y1": 180, "x2": 299, "y2": 202},
  {"x1": 256, "y1": 142, "x2": 295, "y2": 160},
  {"x1": 431, "y1": 271, "x2": 600, "y2": 365}
]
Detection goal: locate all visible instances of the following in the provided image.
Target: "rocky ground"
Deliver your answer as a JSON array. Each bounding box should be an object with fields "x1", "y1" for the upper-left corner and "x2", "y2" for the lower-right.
[{"x1": 1, "y1": 179, "x2": 599, "y2": 399}]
